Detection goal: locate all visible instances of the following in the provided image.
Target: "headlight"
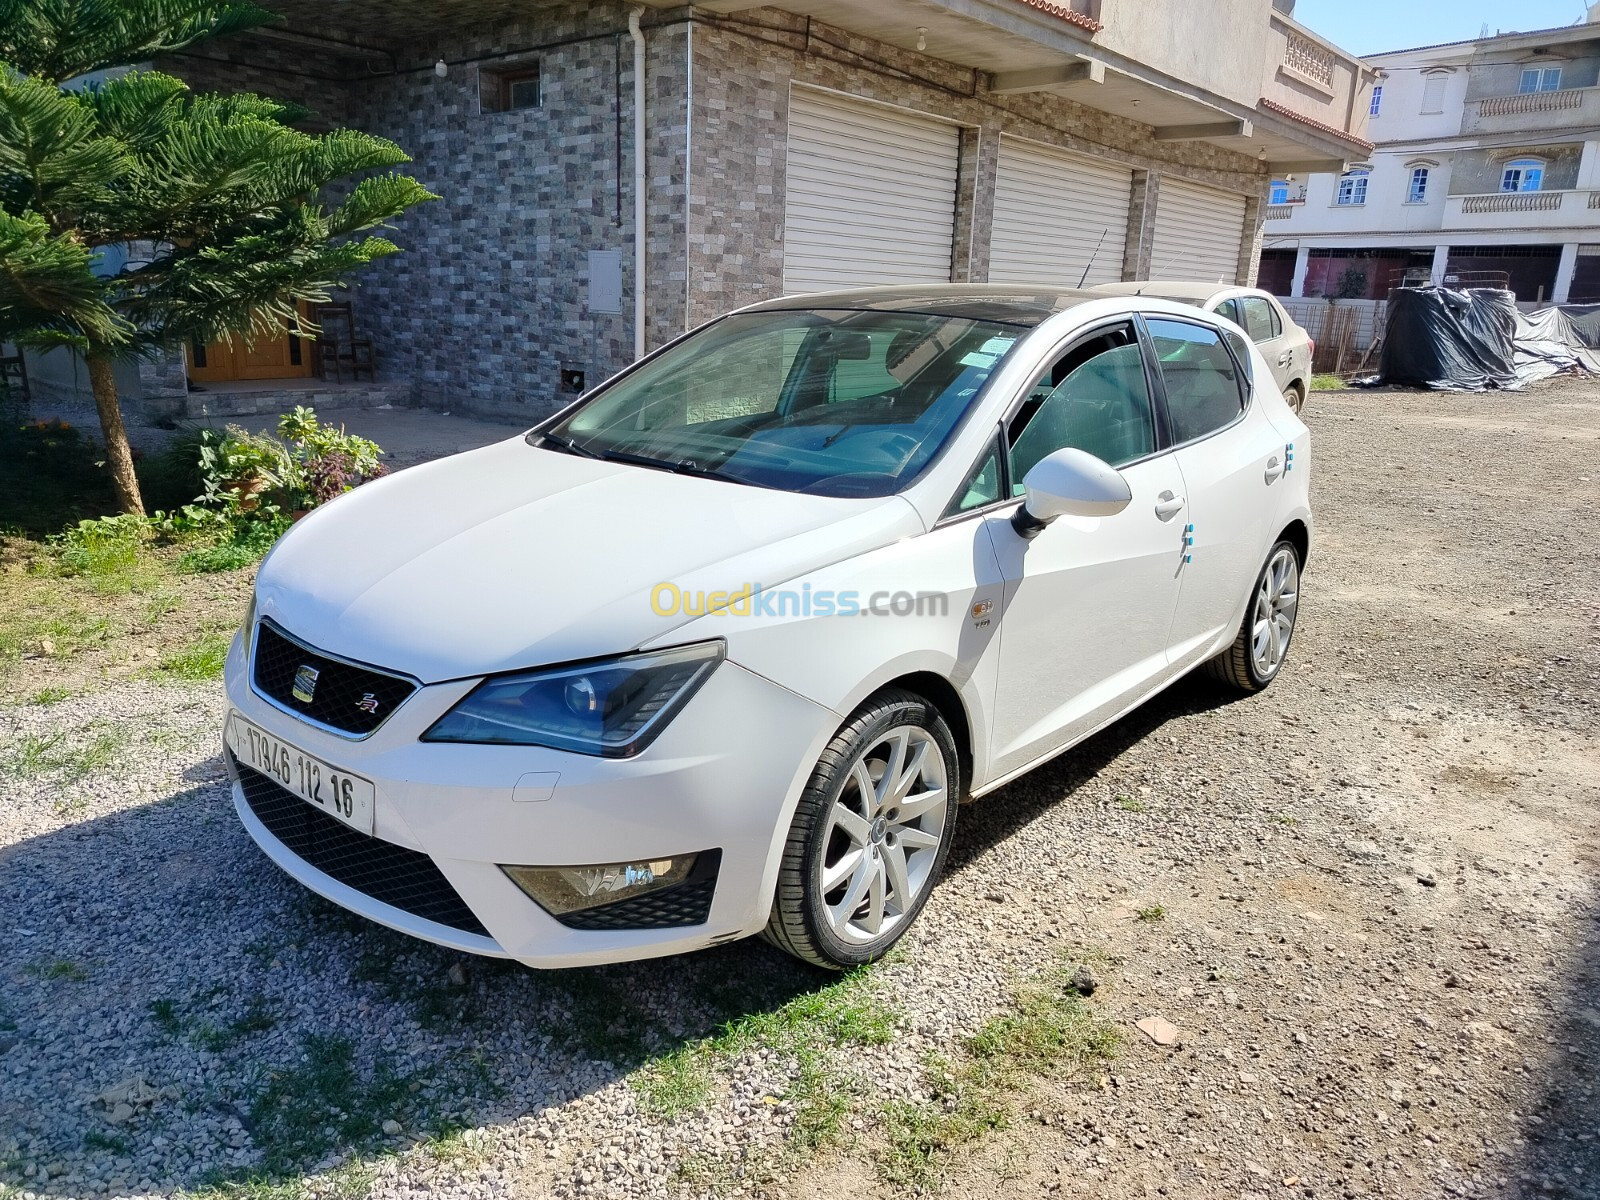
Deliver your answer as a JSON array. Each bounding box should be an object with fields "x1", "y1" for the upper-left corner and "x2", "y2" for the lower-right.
[{"x1": 422, "y1": 641, "x2": 725, "y2": 757}]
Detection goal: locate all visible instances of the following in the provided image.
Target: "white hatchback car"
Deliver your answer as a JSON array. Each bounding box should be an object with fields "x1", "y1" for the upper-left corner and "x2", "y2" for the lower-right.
[
  {"x1": 1094, "y1": 282, "x2": 1314, "y2": 413},
  {"x1": 224, "y1": 286, "x2": 1310, "y2": 971}
]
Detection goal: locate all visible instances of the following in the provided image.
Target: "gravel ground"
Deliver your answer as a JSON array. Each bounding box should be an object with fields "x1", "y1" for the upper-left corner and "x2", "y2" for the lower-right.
[{"x1": 1, "y1": 377, "x2": 1597, "y2": 1200}]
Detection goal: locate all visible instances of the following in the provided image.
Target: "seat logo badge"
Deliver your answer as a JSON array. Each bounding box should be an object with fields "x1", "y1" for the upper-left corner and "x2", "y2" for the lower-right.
[
  {"x1": 292, "y1": 664, "x2": 320, "y2": 704},
  {"x1": 356, "y1": 693, "x2": 381, "y2": 715}
]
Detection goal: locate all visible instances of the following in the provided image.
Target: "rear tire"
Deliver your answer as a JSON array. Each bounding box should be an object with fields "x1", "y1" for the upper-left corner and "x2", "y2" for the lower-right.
[
  {"x1": 1205, "y1": 540, "x2": 1302, "y2": 693},
  {"x1": 1283, "y1": 381, "x2": 1306, "y2": 414},
  {"x1": 764, "y1": 688, "x2": 959, "y2": 970}
]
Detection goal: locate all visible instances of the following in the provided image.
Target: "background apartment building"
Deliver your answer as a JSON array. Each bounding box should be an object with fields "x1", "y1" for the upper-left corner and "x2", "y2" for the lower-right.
[
  {"x1": 1262, "y1": 7, "x2": 1600, "y2": 306},
  {"x1": 24, "y1": 0, "x2": 1372, "y2": 423}
]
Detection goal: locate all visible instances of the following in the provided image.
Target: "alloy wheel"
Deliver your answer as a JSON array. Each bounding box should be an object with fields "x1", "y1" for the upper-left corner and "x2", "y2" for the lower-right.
[
  {"x1": 818, "y1": 725, "x2": 949, "y2": 944},
  {"x1": 1251, "y1": 545, "x2": 1300, "y2": 679}
]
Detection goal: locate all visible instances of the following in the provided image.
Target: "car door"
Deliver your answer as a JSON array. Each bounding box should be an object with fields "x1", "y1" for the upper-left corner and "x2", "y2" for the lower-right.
[
  {"x1": 1143, "y1": 315, "x2": 1285, "y2": 671},
  {"x1": 983, "y1": 320, "x2": 1189, "y2": 779},
  {"x1": 1237, "y1": 295, "x2": 1295, "y2": 394}
]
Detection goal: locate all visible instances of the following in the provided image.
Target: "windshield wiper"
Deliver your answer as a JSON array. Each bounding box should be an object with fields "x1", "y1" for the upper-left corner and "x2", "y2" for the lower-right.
[
  {"x1": 596, "y1": 447, "x2": 750, "y2": 486},
  {"x1": 537, "y1": 431, "x2": 602, "y2": 459}
]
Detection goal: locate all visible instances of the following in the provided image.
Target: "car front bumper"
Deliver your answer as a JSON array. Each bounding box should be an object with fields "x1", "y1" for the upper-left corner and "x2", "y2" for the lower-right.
[{"x1": 221, "y1": 630, "x2": 841, "y2": 968}]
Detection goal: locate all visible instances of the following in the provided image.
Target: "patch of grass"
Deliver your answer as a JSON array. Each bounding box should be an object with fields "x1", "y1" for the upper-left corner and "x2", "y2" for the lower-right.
[
  {"x1": 4, "y1": 725, "x2": 127, "y2": 784},
  {"x1": 248, "y1": 1033, "x2": 412, "y2": 1175},
  {"x1": 1310, "y1": 373, "x2": 1347, "y2": 391},
  {"x1": 190, "y1": 1158, "x2": 378, "y2": 1200},
  {"x1": 149, "y1": 993, "x2": 278, "y2": 1052},
  {"x1": 1271, "y1": 812, "x2": 1298, "y2": 826},
  {"x1": 159, "y1": 630, "x2": 232, "y2": 680},
  {"x1": 1135, "y1": 905, "x2": 1167, "y2": 922},
  {"x1": 149, "y1": 997, "x2": 183, "y2": 1036},
  {"x1": 141, "y1": 592, "x2": 181, "y2": 627},
  {"x1": 1, "y1": 608, "x2": 114, "y2": 663},
  {"x1": 1113, "y1": 794, "x2": 1146, "y2": 813},
  {"x1": 178, "y1": 518, "x2": 286, "y2": 575},
  {"x1": 27, "y1": 685, "x2": 71, "y2": 705},
  {"x1": 26, "y1": 956, "x2": 90, "y2": 982},
  {"x1": 634, "y1": 965, "x2": 894, "y2": 1122},
  {"x1": 877, "y1": 965, "x2": 1118, "y2": 1189},
  {"x1": 82, "y1": 1131, "x2": 129, "y2": 1154}
]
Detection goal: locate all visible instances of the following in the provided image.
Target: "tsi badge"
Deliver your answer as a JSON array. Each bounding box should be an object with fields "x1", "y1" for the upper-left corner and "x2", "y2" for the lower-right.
[{"x1": 291, "y1": 664, "x2": 320, "y2": 704}]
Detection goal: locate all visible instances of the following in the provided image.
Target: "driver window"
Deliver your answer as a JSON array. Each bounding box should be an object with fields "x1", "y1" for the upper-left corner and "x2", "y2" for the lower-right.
[{"x1": 1006, "y1": 325, "x2": 1156, "y2": 491}]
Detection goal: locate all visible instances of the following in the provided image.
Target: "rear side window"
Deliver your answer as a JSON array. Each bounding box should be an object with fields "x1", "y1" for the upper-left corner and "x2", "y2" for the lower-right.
[
  {"x1": 1007, "y1": 323, "x2": 1157, "y2": 479},
  {"x1": 1239, "y1": 297, "x2": 1282, "y2": 343},
  {"x1": 1213, "y1": 297, "x2": 1244, "y2": 327},
  {"x1": 1145, "y1": 318, "x2": 1245, "y2": 444}
]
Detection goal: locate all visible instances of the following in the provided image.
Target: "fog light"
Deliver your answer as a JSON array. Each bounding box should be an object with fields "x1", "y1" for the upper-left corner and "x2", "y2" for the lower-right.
[{"x1": 501, "y1": 855, "x2": 697, "y2": 916}]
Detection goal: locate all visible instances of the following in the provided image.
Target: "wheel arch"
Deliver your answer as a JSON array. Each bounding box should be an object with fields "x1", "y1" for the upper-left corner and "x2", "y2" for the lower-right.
[
  {"x1": 877, "y1": 670, "x2": 974, "y2": 799},
  {"x1": 1279, "y1": 517, "x2": 1310, "y2": 570}
]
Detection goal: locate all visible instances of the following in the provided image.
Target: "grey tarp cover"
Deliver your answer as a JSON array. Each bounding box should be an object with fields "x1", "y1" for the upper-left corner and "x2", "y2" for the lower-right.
[
  {"x1": 1514, "y1": 306, "x2": 1600, "y2": 384},
  {"x1": 1378, "y1": 287, "x2": 1520, "y2": 391},
  {"x1": 1376, "y1": 287, "x2": 1600, "y2": 390}
]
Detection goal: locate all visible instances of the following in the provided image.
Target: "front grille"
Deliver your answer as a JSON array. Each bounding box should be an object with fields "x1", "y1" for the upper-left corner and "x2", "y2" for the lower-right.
[
  {"x1": 235, "y1": 757, "x2": 489, "y2": 938},
  {"x1": 555, "y1": 850, "x2": 722, "y2": 930},
  {"x1": 252, "y1": 620, "x2": 416, "y2": 736}
]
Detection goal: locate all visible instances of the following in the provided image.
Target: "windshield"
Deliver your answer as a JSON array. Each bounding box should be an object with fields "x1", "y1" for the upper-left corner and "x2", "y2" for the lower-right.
[{"x1": 542, "y1": 309, "x2": 1024, "y2": 497}]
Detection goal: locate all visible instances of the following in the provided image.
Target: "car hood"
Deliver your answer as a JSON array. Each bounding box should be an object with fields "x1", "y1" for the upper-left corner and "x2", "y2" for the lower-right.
[{"x1": 254, "y1": 437, "x2": 924, "y2": 682}]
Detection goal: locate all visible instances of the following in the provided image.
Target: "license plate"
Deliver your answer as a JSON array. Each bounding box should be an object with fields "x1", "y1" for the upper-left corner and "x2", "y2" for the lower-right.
[{"x1": 227, "y1": 712, "x2": 376, "y2": 835}]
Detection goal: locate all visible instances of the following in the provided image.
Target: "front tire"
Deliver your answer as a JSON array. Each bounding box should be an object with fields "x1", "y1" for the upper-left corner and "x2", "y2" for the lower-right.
[
  {"x1": 1205, "y1": 540, "x2": 1301, "y2": 693},
  {"x1": 764, "y1": 688, "x2": 959, "y2": 970}
]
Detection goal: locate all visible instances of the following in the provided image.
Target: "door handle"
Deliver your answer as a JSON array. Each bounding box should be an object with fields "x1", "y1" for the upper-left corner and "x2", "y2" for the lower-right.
[
  {"x1": 1264, "y1": 455, "x2": 1283, "y2": 483},
  {"x1": 1154, "y1": 492, "x2": 1186, "y2": 521},
  {"x1": 1277, "y1": 352, "x2": 1292, "y2": 367}
]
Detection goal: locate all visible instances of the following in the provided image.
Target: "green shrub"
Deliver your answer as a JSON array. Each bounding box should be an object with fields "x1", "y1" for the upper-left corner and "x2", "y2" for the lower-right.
[
  {"x1": 177, "y1": 516, "x2": 288, "y2": 574},
  {"x1": 53, "y1": 513, "x2": 149, "y2": 578}
]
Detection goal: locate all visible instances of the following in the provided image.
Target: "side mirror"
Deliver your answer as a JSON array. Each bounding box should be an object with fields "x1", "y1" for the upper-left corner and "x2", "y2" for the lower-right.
[{"x1": 1011, "y1": 447, "x2": 1133, "y2": 540}]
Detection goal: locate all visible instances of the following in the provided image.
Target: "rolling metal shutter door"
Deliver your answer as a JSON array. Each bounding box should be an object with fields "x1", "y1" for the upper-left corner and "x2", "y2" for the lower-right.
[
  {"x1": 990, "y1": 137, "x2": 1132, "y2": 287},
  {"x1": 783, "y1": 89, "x2": 960, "y2": 293},
  {"x1": 1151, "y1": 179, "x2": 1248, "y2": 285}
]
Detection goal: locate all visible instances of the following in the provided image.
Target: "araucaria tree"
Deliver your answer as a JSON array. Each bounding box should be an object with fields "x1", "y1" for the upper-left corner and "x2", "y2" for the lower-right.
[{"x1": 0, "y1": 0, "x2": 434, "y2": 514}]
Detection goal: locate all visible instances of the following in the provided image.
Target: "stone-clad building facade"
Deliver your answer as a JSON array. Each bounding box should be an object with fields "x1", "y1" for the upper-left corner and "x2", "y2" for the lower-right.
[{"x1": 64, "y1": 0, "x2": 1369, "y2": 423}]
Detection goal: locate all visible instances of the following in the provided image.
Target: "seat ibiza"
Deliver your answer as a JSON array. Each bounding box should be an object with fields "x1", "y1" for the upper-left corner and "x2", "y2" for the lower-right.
[{"x1": 223, "y1": 286, "x2": 1310, "y2": 970}]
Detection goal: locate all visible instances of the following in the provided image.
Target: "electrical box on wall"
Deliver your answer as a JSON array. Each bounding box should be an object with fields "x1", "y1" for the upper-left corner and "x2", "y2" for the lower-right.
[{"x1": 588, "y1": 250, "x2": 623, "y2": 314}]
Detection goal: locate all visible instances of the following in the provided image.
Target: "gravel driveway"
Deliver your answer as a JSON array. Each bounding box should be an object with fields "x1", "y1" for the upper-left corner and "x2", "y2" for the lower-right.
[{"x1": 2, "y1": 378, "x2": 1597, "y2": 1200}]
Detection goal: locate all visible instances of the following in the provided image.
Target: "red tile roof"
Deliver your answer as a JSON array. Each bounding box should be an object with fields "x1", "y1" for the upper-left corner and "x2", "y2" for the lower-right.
[
  {"x1": 1258, "y1": 98, "x2": 1374, "y2": 154},
  {"x1": 1013, "y1": 0, "x2": 1102, "y2": 34}
]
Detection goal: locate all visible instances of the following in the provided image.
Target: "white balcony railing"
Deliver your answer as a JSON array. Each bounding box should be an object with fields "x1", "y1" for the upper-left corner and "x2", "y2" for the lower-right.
[
  {"x1": 1445, "y1": 188, "x2": 1599, "y2": 227},
  {"x1": 1265, "y1": 205, "x2": 1295, "y2": 220},
  {"x1": 1466, "y1": 85, "x2": 1599, "y2": 130},
  {"x1": 1476, "y1": 89, "x2": 1584, "y2": 118},
  {"x1": 1459, "y1": 191, "x2": 1563, "y2": 214}
]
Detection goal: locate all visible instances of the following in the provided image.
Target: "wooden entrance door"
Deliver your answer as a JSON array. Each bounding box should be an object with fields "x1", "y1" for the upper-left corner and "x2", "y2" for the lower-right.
[{"x1": 187, "y1": 313, "x2": 315, "y2": 383}]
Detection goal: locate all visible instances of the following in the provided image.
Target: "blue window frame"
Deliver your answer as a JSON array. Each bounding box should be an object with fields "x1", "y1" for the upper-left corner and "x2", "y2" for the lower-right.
[
  {"x1": 1519, "y1": 67, "x2": 1562, "y2": 93},
  {"x1": 1501, "y1": 158, "x2": 1545, "y2": 192},
  {"x1": 1269, "y1": 179, "x2": 1291, "y2": 204},
  {"x1": 1335, "y1": 168, "x2": 1370, "y2": 206},
  {"x1": 1369, "y1": 85, "x2": 1383, "y2": 116},
  {"x1": 1406, "y1": 166, "x2": 1429, "y2": 204}
]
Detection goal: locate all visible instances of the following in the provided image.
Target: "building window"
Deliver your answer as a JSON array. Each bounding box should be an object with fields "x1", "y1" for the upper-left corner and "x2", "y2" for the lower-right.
[
  {"x1": 1519, "y1": 67, "x2": 1562, "y2": 93},
  {"x1": 1500, "y1": 158, "x2": 1545, "y2": 192},
  {"x1": 1369, "y1": 84, "x2": 1383, "y2": 116},
  {"x1": 1269, "y1": 179, "x2": 1291, "y2": 204},
  {"x1": 1407, "y1": 166, "x2": 1430, "y2": 204},
  {"x1": 1421, "y1": 70, "x2": 1449, "y2": 114},
  {"x1": 480, "y1": 62, "x2": 541, "y2": 113},
  {"x1": 1335, "y1": 168, "x2": 1370, "y2": 206}
]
